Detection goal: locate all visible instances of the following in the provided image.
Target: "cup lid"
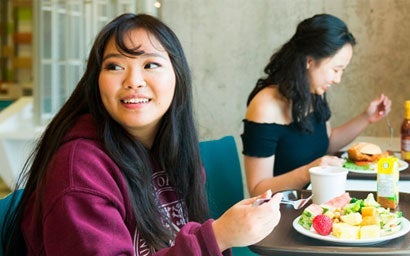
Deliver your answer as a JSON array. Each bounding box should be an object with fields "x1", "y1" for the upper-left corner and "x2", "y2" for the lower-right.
[{"x1": 309, "y1": 166, "x2": 348, "y2": 175}]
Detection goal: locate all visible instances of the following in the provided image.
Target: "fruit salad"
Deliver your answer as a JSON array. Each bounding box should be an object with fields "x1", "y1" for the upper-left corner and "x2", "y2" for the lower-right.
[{"x1": 298, "y1": 193, "x2": 403, "y2": 239}]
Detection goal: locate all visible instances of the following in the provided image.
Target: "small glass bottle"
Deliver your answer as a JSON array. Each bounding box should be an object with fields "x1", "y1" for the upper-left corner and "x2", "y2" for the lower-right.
[{"x1": 401, "y1": 100, "x2": 410, "y2": 163}]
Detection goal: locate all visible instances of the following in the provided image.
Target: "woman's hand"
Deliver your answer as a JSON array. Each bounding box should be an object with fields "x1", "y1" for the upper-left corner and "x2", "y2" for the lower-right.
[
  {"x1": 308, "y1": 155, "x2": 344, "y2": 169},
  {"x1": 212, "y1": 190, "x2": 282, "y2": 251},
  {"x1": 365, "y1": 94, "x2": 392, "y2": 123}
]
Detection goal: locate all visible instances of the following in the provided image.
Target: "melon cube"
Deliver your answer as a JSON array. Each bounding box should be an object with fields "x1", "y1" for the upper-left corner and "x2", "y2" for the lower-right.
[
  {"x1": 361, "y1": 216, "x2": 379, "y2": 226},
  {"x1": 324, "y1": 210, "x2": 335, "y2": 220},
  {"x1": 361, "y1": 207, "x2": 377, "y2": 217}
]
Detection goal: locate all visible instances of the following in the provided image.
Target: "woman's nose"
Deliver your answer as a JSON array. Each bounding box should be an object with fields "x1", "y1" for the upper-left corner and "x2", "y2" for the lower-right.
[
  {"x1": 135, "y1": 80, "x2": 147, "y2": 88},
  {"x1": 333, "y1": 73, "x2": 343, "y2": 84},
  {"x1": 123, "y1": 71, "x2": 146, "y2": 89}
]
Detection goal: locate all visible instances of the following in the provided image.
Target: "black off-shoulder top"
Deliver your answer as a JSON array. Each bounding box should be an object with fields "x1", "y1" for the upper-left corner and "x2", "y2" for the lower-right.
[{"x1": 241, "y1": 114, "x2": 329, "y2": 176}]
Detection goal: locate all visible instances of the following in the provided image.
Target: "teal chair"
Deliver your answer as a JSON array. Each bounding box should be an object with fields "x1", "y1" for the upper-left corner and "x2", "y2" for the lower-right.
[
  {"x1": 199, "y1": 136, "x2": 258, "y2": 256},
  {"x1": 0, "y1": 189, "x2": 23, "y2": 255}
]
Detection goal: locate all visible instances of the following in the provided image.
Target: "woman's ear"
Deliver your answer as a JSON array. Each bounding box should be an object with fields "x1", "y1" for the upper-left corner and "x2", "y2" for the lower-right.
[{"x1": 306, "y1": 56, "x2": 313, "y2": 69}]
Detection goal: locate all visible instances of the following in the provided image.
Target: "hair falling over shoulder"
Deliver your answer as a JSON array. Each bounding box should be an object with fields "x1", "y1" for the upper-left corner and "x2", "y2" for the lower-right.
[{"x1": 247, "y1": 13, "x2": 355, "y2": 133}]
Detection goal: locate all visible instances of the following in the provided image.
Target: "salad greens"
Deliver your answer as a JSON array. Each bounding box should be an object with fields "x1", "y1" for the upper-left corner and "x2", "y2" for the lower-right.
[
  {"x1": 343, "y1": 159, "x2": 371, "y2": 170},
  {"x1": 299, "y1": 210, "x2": 314, "y2": 230},
  {"x1": 344, "y1": 193, "x2": 381, "y2": 214}
]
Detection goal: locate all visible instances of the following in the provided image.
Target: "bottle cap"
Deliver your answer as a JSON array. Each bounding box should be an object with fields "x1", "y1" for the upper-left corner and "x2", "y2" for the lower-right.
[{"x1": 405, "y1": 100, "x2": 410, "y2": 109}]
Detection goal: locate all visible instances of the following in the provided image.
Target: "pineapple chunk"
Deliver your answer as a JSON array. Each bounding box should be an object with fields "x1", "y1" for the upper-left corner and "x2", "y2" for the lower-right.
[
  {"x1": 360, "y1": 225, "x2": 380, "y2": 239},
  {"x1": 340, "y1": 212, "x2": 362, "y2": 226},
  {"x1": 332, "y1": 223, "x2": 360, "y2": 239}
]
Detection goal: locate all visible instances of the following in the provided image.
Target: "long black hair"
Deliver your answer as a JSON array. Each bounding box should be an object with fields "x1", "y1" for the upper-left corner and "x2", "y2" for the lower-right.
[
  {"x1": 3, "y1": 13, "x2": 209, "y2": 254},
  {"x1": 247, "y1": 14, "x2": 356, "y2": 132}
]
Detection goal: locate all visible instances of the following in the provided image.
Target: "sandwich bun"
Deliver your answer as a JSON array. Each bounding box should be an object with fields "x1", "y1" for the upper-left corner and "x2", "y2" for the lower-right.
[{"x1": 347, "y1": 142, "x2": 388, "y2": 164}]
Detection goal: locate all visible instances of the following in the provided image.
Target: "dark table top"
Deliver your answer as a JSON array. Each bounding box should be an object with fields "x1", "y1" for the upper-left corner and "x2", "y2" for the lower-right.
[{"x1": 249, "y1": 190, "x2": 410, "y2": 256}]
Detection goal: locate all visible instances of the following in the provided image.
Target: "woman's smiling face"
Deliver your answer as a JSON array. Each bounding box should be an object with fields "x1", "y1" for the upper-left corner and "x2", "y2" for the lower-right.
[
  {"x1": 99, "y1": 28, "x2": 176, "y2": 147},
  {"x1": 307, "y1": 43, "x2": 353, "y2": 95}
]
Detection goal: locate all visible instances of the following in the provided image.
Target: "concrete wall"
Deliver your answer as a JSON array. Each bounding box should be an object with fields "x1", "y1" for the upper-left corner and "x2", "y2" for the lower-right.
[{"x1": 160, "y1": 0, "x2": 410, "y2": 146}]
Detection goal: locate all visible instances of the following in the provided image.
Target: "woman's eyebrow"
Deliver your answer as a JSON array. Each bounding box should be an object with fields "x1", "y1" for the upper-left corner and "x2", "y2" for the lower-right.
[
  {"x1": 334, "y1": 64, "x2": 347, "y2": 69},
  {"x1": 140, "y1": 52, "x2": 168, "y2": 60},
  {"x1": 102, "y1": 51, "x2": 167, "y2": 62},
  {"x1": 102, "y1": 53, "x2": 123, "y2": 61}
]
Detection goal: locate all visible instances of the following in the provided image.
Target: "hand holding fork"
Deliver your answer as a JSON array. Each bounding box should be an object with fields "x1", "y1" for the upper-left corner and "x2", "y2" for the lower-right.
[{"x1": 253, "y1": 194, "x2": 313, "y2": 210}]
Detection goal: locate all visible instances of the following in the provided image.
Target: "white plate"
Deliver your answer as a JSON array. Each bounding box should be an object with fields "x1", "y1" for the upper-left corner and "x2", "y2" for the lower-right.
[
  {"x1": 293, "y1": 216, "x2": 410, "y2": 245},
  {"x1": 341, "y1": 152, "x2": 409, "y2": 174}
]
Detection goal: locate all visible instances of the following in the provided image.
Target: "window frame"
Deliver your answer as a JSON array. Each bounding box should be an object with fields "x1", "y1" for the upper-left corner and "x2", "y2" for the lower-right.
[{"x1": 32, "y1": 0, "x2": 140, "y2": 125}]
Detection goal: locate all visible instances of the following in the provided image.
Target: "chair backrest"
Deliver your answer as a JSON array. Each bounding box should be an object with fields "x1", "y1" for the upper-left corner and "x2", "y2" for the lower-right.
[
  {"x1": 200, "y1": 136, "x2": 258, "y2": 256},
  {"x1": 199, "y1": 136, "x2": 244, "y2": 219},
  {"x1": 0, "y1": 189, "x2": 23, "y2": 255}
]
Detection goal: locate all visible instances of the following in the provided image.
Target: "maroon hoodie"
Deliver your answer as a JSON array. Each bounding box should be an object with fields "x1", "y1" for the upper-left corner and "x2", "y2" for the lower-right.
[{"x1": 22, "y1": 114, "x2": 229, "y2": 256}]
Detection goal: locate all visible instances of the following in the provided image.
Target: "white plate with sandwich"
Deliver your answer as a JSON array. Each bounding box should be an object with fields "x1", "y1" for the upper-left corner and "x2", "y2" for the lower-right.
[
  {"x1": 341, "y1": 142, "x2": 409, "y2": 174},
  {"x1": 293, "y1": 216, "x2": 410, "y2": 245}
]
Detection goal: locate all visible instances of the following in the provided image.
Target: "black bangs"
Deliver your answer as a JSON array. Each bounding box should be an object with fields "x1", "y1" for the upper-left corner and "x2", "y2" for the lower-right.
[{"x1": 113, "y1": 23, "x2": 145, "y2": 57}]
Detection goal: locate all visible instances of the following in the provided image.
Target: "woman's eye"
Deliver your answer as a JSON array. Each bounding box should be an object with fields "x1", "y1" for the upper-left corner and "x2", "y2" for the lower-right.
[
  {"x1": 145, "y1": 63, "x2": 160, "y2": 69},
  {"x1": 104, "y1": 63, "x2": 123, "y2": 71}
]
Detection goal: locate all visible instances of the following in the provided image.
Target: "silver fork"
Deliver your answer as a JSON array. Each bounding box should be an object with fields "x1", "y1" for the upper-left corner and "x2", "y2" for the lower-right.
[
  {"x1": 253, "y1": 194, "x2": 313, "y2": 210},
  {"x1": 281, "y1": 194, "x2": 313, "y2": 210},
  {"x1": 386, "y1": 115, "x2": 393, "y2": 146}
]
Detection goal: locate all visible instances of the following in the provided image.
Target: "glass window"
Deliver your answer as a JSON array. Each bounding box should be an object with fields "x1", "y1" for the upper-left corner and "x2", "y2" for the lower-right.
[{"x1": 33, "y1": 0, "x2": 138, "y2": 125}]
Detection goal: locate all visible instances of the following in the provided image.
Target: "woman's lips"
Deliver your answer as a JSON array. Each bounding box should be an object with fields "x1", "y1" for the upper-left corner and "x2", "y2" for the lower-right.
[
  {"x1": 121, "y1": 93, "x2": 152, "y2": 104},
  {"x1": 323, "y1": 84, "x2": 332, "y2": 90},
  {"x1": 121, "y1": 98, "x2": 150, "y2": 104}
]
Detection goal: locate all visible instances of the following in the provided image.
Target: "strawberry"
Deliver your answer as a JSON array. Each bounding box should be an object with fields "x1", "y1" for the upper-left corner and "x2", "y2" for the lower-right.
[{"x1": 312, "y1": 214, "x2": 333, "y2": 236}]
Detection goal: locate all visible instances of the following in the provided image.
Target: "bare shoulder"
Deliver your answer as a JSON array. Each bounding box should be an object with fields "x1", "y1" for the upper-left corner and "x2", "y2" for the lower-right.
[{"x1": 245, "y1": 86, "x2": 291, "y2": 124}]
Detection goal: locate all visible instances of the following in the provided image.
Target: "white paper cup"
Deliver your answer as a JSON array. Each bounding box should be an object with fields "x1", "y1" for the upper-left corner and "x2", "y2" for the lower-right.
[{"x1": 309, "y1": 166, "x2": 348, "y2": 205}]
